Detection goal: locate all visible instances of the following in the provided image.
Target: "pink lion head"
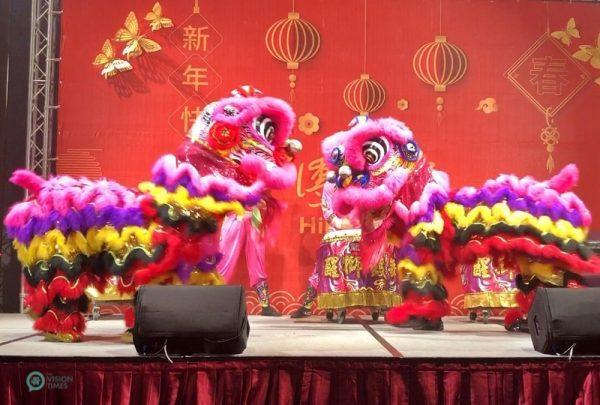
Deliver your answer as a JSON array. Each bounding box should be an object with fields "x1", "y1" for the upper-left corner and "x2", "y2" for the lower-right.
[
  {"x1": 184, "y1": 86, "x2": 302, "y2": 192},
  {"x1": 322, "y1": 117, "x2": 449, "y2": 235}
]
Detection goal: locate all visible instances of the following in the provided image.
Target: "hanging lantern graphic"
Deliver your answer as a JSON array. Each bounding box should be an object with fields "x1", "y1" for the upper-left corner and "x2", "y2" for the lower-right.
[
  {"x1": 265, "y1": 12, "x2": 321, "y2": 100},
  {"x1": 343, "y1": 73, "x2": 386, "y2": 116},
  {"x1": 413, "y1": 35, "x2": 467, "y2": 110}
]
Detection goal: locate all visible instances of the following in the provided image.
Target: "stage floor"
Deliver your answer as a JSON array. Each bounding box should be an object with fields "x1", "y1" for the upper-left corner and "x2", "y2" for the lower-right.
[{"x1": 0, "y1": 313, "x2": 550, "y2": 359}]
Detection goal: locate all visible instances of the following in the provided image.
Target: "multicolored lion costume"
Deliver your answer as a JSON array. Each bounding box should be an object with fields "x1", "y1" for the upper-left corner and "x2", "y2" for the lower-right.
[
  {"x1": 4, "y1": 88, "x2": 299, "y2": 341},
  {"x1": 322, "y1": 117, "x2": 599, "y2": 330}
]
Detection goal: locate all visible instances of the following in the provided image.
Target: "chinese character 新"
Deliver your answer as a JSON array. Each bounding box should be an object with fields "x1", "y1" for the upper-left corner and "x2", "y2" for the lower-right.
[{"x1": 183, "y1": 25, "x2": 210, "y2": 52}]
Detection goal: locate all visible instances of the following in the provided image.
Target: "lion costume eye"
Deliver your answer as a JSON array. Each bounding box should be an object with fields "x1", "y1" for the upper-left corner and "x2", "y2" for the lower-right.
[
  {"x1": 253, "y1": 115, "x2": 276, "y2": 143},
  {"x1": 362, "y1": 137, "x2": 388, "y2": 165},
  {"x1": 401, "y1": 140, "x2": 419, "y2": 162}
]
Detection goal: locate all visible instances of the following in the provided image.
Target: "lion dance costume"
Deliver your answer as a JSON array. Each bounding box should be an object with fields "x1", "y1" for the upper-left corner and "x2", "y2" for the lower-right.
[
  {"x1": 292, "y1": 181, "x2": 400, "y2": 321},
  {"x1": 322, "y1": 117, "x2": 599, "y2": 330},
  {"x1": 4, "y1": 87, "x2": 299, "y2": 341}
]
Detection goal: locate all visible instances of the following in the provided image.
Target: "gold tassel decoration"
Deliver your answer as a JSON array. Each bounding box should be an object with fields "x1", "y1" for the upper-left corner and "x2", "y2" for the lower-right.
[{"x1": 540, "y1": 108, "x2": 560, "y2": 174}]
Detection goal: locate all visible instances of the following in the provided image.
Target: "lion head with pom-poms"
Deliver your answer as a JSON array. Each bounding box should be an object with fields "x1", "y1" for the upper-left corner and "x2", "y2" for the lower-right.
[
  {"x1": 322, "y1": 117, "x2": 448, "y2": 242},
  {"x1": 157, "y1": 86, "x2": 303, "y2": 207}
]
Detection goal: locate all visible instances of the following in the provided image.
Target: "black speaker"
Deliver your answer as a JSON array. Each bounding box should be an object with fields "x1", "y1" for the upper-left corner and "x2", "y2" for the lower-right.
[
  {"x1": 528, "y1": 287, "x2": 600, "y2": 354},
  {"x1": 133, "y1": 285, "x2": 249, "y2": 355}
]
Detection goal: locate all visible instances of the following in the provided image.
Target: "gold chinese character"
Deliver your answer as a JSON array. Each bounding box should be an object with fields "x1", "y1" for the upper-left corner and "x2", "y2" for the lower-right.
[
  {"x1": 495, "y1": 257, "x2": 509, "y2": 276},
  {"x1": 343, "y1": 255, "x2": 361, "y2": 275},
  {"x1": 324, "y1": 256, "x2": 340, "y2": 278},
  {"x1": 472, "y1": 257, "x2": 491, "y2": 279},
  {"x1": 182, "y1": 65, "x2": 208, "y2": 91},
  {"x1": 183, "y1": 25, "x2": 209, "y2": 52},
  {"x1": 529, "y1": 56, "x2": 568, "y2": 96},
  {"x1": 296, "y1": 157, "x2": 328, "y2": 207},
  {"x1": 180, "y1": 105, "x2": 202, "y2": 133}
]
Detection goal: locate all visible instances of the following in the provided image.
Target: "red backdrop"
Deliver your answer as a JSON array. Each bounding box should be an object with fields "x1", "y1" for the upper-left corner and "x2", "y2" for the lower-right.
[{"x1": 56, "y1": 0, "x2": 600, "y2": 314}]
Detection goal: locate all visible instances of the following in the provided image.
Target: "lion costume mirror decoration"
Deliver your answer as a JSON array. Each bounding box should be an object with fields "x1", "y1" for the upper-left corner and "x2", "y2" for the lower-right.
[
  {"x1": 4, "y1": 87, "x2": 301, "y2": 341},
  {"x1": 322, "y1": 117, "x2": 599, "y2": 330}
]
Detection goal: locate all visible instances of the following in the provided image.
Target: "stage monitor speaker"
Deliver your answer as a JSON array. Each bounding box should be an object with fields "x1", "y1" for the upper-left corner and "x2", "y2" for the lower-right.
[
  {"x1": 528, "y1": 287, "x2": 600, "y2": 355},
  {"x1": 133, "y1": 285, "x2": 249, "y2": 355}
]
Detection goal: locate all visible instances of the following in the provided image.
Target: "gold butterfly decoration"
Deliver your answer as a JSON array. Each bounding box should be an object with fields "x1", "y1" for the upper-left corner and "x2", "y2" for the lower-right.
[
  {"x1": 115, "y1": 11, "x2": 162, "y2": 59},
  {"x1": 145, "y1": 2, "x2": 173, "y2": 31},
  {"x1": 573, "y1": 33, "x2": 600, "y2": 69},
  {"x1": 92, "y1": 40, "x2": 133, "y2": 78},
  {"x1": 551, "y1": 18, "x2": 580, "y2": 46}
]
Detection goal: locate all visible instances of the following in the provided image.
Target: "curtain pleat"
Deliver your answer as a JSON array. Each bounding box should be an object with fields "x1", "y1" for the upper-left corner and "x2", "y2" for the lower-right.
[{"x1": 0, "y1": 359, "x2": 599, "y2": 404}]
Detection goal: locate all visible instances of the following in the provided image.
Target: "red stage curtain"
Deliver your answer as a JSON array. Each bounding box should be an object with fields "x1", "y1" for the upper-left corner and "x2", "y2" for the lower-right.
[{"x1": 1, "y1": 358, "x2": 599, "y2": 404}]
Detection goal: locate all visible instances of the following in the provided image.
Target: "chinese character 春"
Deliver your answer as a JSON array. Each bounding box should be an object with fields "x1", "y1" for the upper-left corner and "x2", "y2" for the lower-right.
[{"x1": 529, "y1": 56, "x2": 569, "y2": 96}]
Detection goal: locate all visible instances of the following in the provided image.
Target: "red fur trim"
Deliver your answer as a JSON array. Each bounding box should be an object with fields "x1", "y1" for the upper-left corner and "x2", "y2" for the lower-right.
[
  {"x1": 503, "y1": 309, "x2": 524, "y2": 329},
  {"x1": 439, "y1": 210, "x2": 457, "y2": 267},
  {"x1": 47, "y1": 272, "x2": 92, "y2": 302},
  {"x1": 33, "y1": 309, "x2": 86, "y2": 336},
  {"x1": 516, "y1": 290, "x2": 535, "y2": 313},
  {"x1": 139, "y1": 196, "x2": 158, "y2": 219},
  {"x1": 123, "y1": 306, "x2": 135, "y2": 328},
  {"x1": 386, "y1": 295, "x2": 450, "y2": 324},
  {"x1": 24, "y1": 282, "x2": 49, "y2": 315},
  {"x1": 454, "y1": 235, "x2": 600, "y2": 274},
  {"x1": 133, "y1": 232, "x2": 182, "y2": 285},
  {"x1": 360, "y1": 227, "x2": 388, "y2": 271},
  {"x1": 116, "y1": 274, "x2": 137, "y2": 294}
]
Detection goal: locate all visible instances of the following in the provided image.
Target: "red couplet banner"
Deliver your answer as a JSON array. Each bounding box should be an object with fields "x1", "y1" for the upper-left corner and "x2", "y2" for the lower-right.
[{"x1": 56, "y1": 0, "x2": 600, "y2": 314}]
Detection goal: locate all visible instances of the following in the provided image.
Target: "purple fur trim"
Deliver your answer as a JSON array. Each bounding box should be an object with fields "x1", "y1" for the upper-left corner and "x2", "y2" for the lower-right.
[
  {"x1": 176, "y1": 263, "x2": 192, "y2": 284},
  {"x1": 478, "y1": 165, "x2": 591, "y2": 226},
  {"x1": 151, "y1": 154, "x2": 266, "y2": 206},
  {"x1": 395, "y1": 244, "x2": 421, "y2": 265},
  {"x1": 452, "y1": 186, "x2": 584, "y2": 226},
  {"x1": 410, "y1": 189, "x2": 449, "y2": 226},
  {"x1": 197, "y1": 253, "x2": 223, "y2": 272},
  {"x1": 7, "y1": 205, "x2": 145, "y2": 244}
]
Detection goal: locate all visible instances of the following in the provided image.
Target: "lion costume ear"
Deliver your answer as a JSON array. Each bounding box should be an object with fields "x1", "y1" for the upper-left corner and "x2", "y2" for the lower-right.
[
  {"x1": 547, "y1": 164, "x2": 579, "y2": 193},
  {"x1": 231, "y1": 85, "x2": 262, "y2": 98},
  {"x1": 10, "y1": 170, "x2": 46, "y2": 196}
]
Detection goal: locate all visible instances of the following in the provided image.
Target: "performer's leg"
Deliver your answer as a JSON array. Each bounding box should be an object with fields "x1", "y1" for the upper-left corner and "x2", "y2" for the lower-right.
[
  {"x1": 215, "y1": 214, "x2": 245, "y2": 283},
  {"x1": 290, "y1": 270, "x2": 319, "y2": 318},
  {"x1": 246, "y1": 219, "x2": 280, "y2": 316},
  {"x1": 504, "y1": 289, "x2": 536, "y2": 331}
]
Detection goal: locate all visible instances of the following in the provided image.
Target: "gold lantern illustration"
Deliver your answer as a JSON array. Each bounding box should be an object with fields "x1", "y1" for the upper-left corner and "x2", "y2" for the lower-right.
[
  {"x1": 343, "y1": 73, "x2": 386, "y2": 116},
  {"x1": 265, "y1": 11, "x2": 321, "y2": 101},
  {"x1": 413, "y1": 35, "x2": 468, "y2": 111}
]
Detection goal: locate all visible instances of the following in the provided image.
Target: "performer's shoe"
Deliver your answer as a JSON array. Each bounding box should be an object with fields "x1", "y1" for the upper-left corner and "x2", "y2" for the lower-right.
[
  {"x1": 505, "y1": 318, "x2": 529, "y2": 333},
  {"x1": 260, "y1": 306, "x2": 281, "y2": 317},
  {"x1": 121, "y1": 329, "x2": 134, "y2": 343},
  {"x1": 290, "y1": 307, "x2": 312, "y2": 318},
  {"x1": 44, "y1": 332, "x2": 81, "y2": 343},
  {"x1": 410, "y1": 317, "x2": 444, "y2": 331}
]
